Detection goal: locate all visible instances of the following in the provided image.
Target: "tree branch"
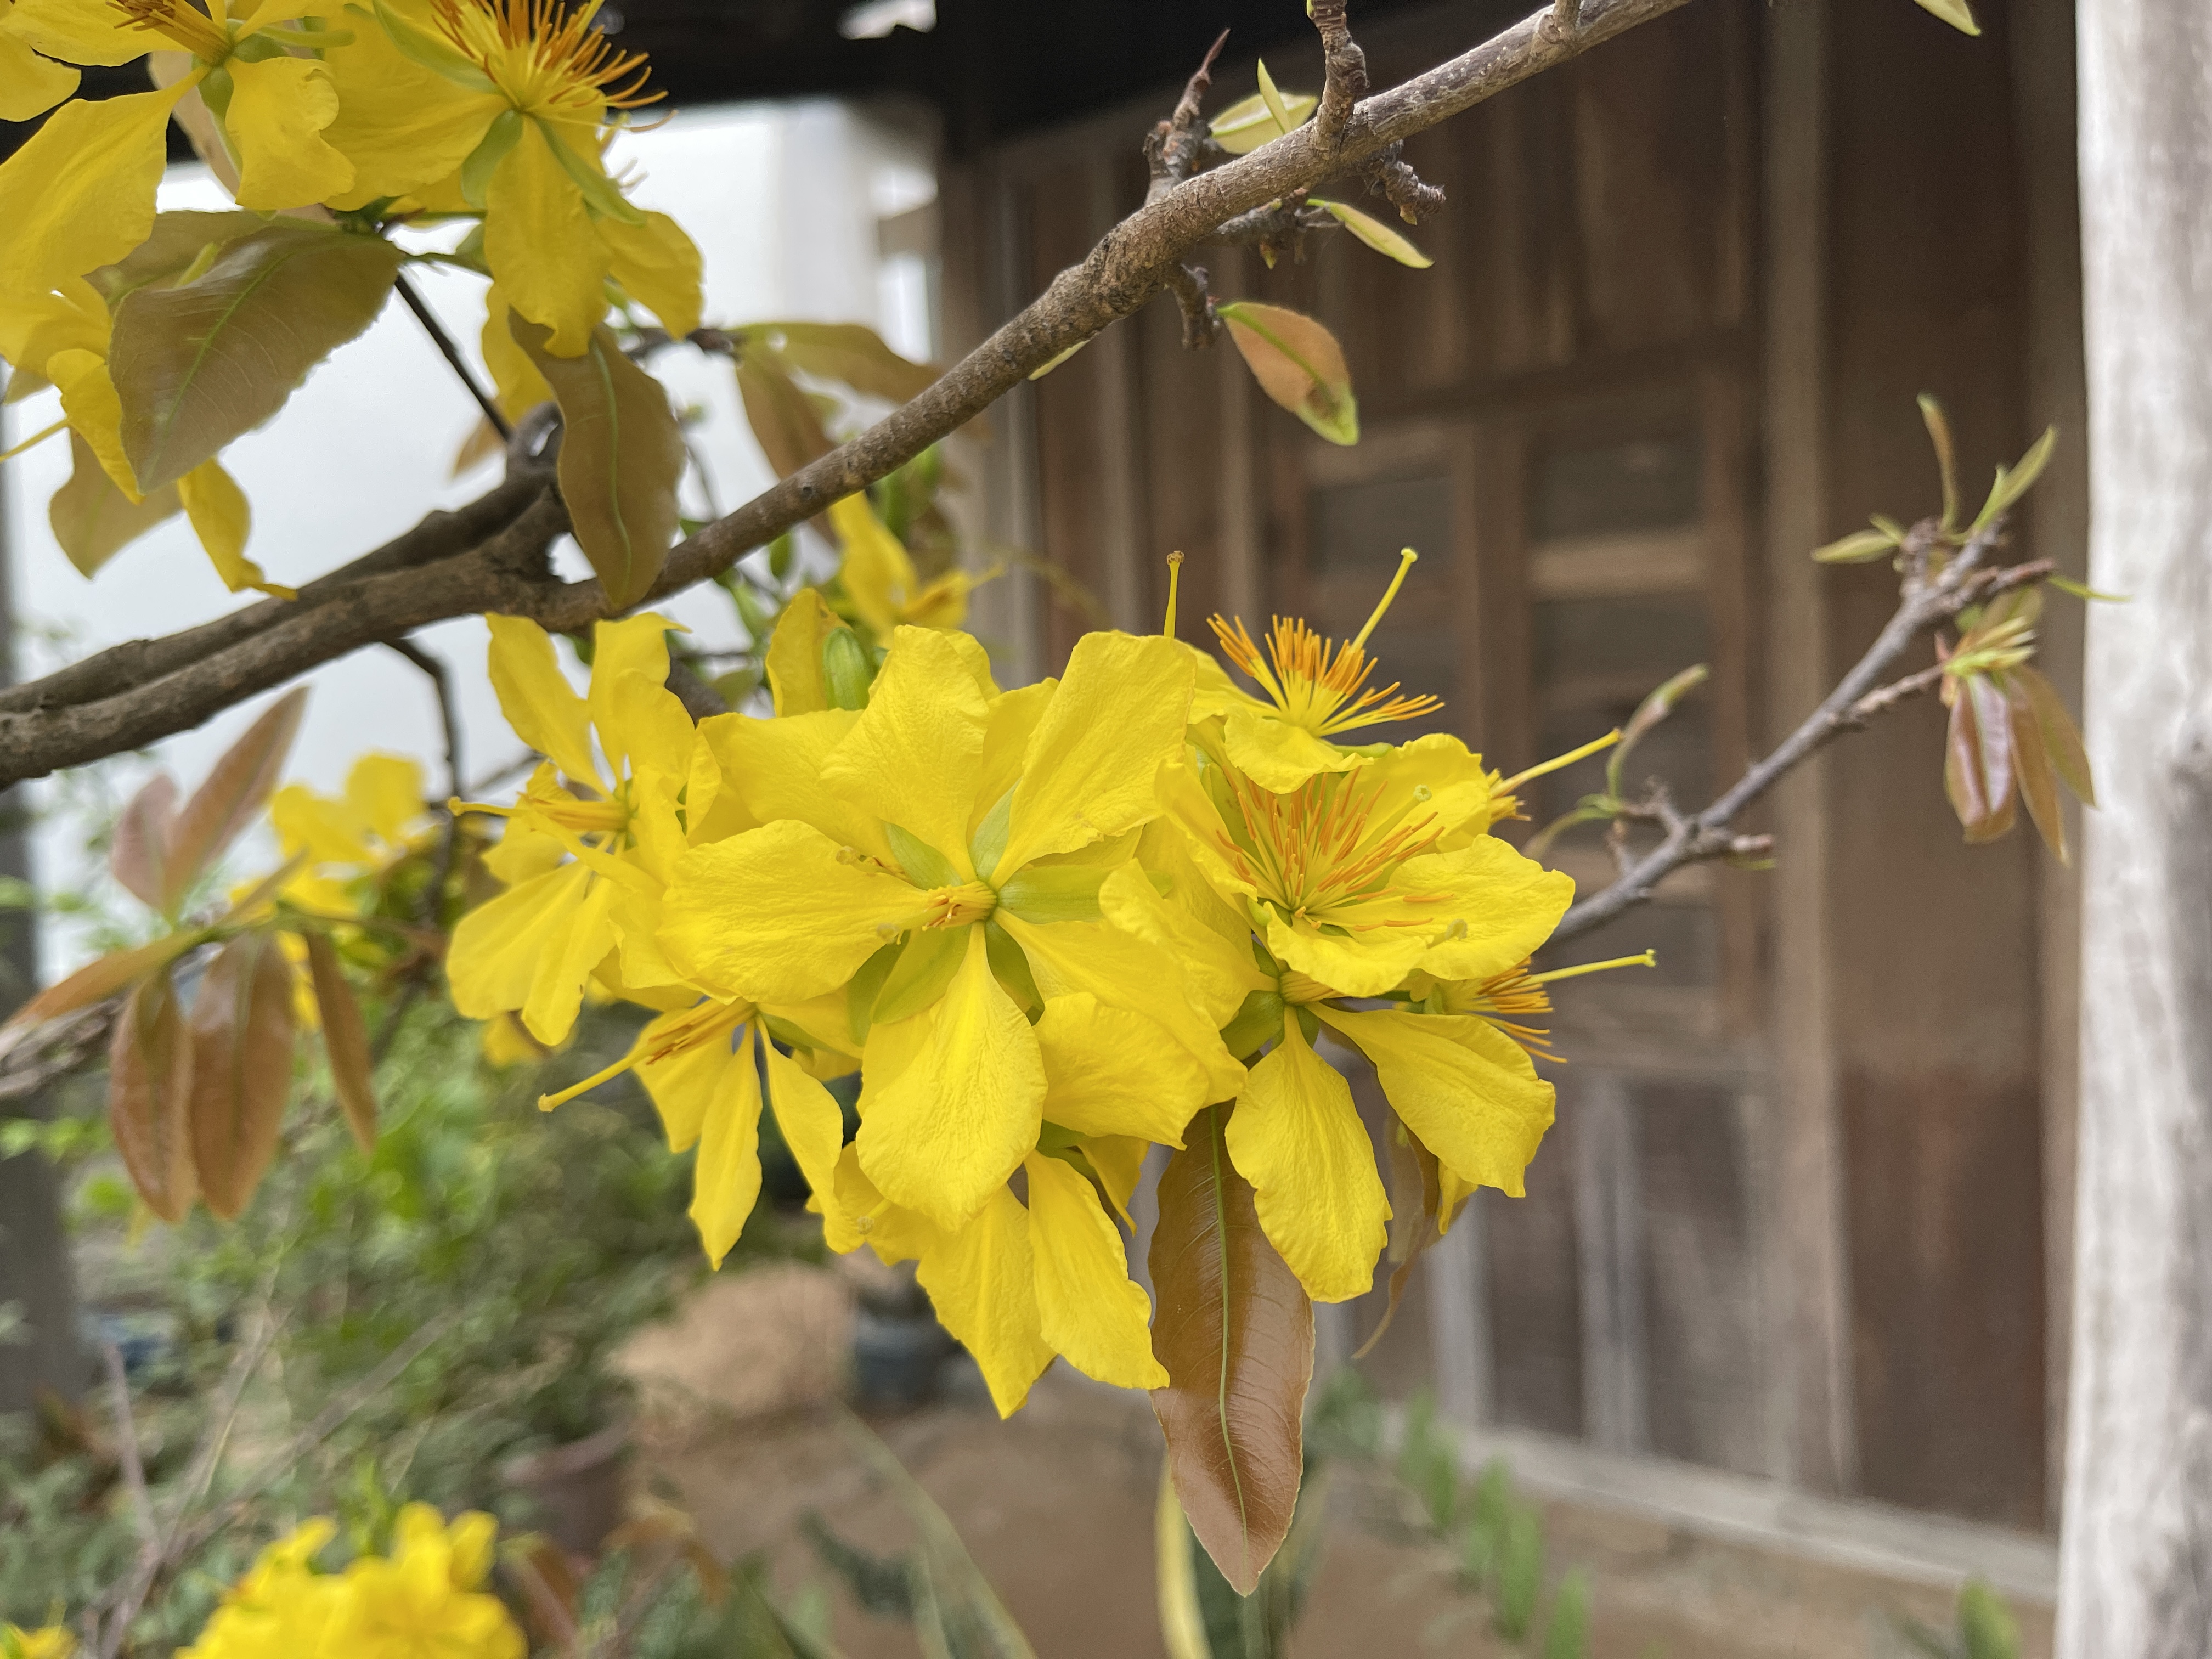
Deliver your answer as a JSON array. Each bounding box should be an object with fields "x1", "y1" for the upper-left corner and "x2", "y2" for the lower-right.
[
  {"x1": 1552, "y1": 527, "x2": 2048, "y2": 944},
  {"x1": 396, "y1": 272, "x2": 512, "y2": 443},
  {"x1": 0, "y1": 0, "x2": 1695, "y2": 790}
]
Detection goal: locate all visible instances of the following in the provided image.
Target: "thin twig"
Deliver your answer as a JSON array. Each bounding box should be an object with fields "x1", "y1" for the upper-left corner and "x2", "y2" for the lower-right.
[
  {"x1": 396, "y1": 273, "x2": 514, "y2": 443},
  {"x1": 1552, "y1": 524, "x2": 2046, "y2": 943},
  {"x1": 103, "y1": 1345, "x2": 156, "y2": 1550}
]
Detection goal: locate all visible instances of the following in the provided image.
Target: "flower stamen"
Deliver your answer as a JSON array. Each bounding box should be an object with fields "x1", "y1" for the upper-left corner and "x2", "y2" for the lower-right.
[
  {"x1": 432, "y1": 0, "x2": 661, "y2": 116},
  {"x1": 111, "y1": 0, "x2": 231, "y2": 58},
  {"x1": 1207, "y1": 548, "x2": 1444, "y2": 736}
]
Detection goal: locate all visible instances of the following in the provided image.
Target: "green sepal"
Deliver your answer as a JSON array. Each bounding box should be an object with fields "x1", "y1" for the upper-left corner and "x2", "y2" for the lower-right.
[
  {"x1": 996, "y1": 865, "x2": 1107, "y2": 926},
  {"x1": 884, "y1": 821, "x2": 960, "y2": 890},
  {"x1": 538, "y1": 120, "x2": 648, "y2": 226},
  {"x1": 871, "y1": 926, "x2": 967, "y2": 1026},
  {"x1": 461, "y1": 109, "x2": 524, "y2": 210}
]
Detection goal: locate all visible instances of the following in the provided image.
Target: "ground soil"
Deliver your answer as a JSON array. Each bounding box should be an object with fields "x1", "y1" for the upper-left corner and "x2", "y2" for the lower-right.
[{"x1": 619, "y1": 1264, "x2": 2057, "y2": 1659}]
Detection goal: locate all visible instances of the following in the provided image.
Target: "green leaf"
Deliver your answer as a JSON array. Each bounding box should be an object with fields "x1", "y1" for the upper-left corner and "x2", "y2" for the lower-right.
[
  {"x1": 460, "y1": 108, "x2": 523, "y2": 209},
  {"x1": 1813, "y1": 526, "x2": 1902, "y2": 564},
  {"x1": 514, "y1": 318, "x2": 685, "y2": 609},
  {"x1": 747, "y1": 321, "x2": 938, "y2": 404},
  {"x1": 1972, "y1": 425, "x2": 2058, "y2": 531},
  {"x1": 1543, "y1": 1569, "x2": 1594, "y2": 1659},
  {"x1": 1149, "y1": 1102, "x2": 1314, "y2": 1596},
  {"x1": 1919, "y1": 393, "x2": 1962, "y2": 532},
  {"x1": 304, "y1": 930, "x2": 377, "y2": 1155},
  {"x1": 47, "y1": 430, "x2": 180, "y2": 576},
  {"x1": 2005, "y1": 675, "x2": 2067, "y2": 863},
  {"x1": 1957, "y1": 1578, "x2": 2021, "y2": 1659},
  {"x1": 1912, "y1": 0, "x2": 1981, "y2": 35},
  {"x1": 1255, "y1": 59, "x2": 1295, "y2": 141},
  {"x1": 110, "y1": 221, "x2": 402, "y2": 493},
  {"x1": 1218, "y1": 301, "x2": 1358, "y2": 446},
  {"x1": 2016, "y1": 665, "x2": 2094, "y2": 805},
  {"x1": 1607, "y1": 663, "x2": 1708, "y2": 799},
  {"x1": 1312, "y1": 198, "x2": 1432, "y2": 267},
  {"x1": 1493, "y1": 1502, "x2": 1545, "y2": 1640},
  {"x1": 87, "y1": 210, "x2": 264, "y2": 306},
  {"x1": 2046, "y1": 574, "x2": 2128, "y2": 603},
  {"x1": 5, "y1": 933, "x2": 196, "y2": 1029},
  {"x1": 1028, "y1": 338, "x2": 1088, "y2": 380},
  {"x1": 1210, "y1": 86, "x2": 1318, "y2": 154}
]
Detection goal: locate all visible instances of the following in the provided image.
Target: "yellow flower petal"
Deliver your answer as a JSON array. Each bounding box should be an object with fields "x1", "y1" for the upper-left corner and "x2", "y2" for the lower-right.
[
  {"x1": 444, "y1": 1509, "x2": 500, "y2": 1589},
  {"x1": 761, "y1": 586, "x2": 836, "y2": 716},
  {"x1": 857, "y1": 924, "x2": 1043, "y2": 1229},
  {"x1": 1224, "y1": 1017, "x2": 1388, "y2": 1303},
  {"x1": 481, "y1": 282, "x2": 554, "y2": 421},
  {"x1": 914, "y1": 1186, "x2": 1053, "y2": 1417},
  {"x1": 0, "y1": 80, "x2": 188, "y2": 291},
  {"x1": 272, "y1": 780, "x2": 371, "y2": 866},
  {"x1": 1402, "y1": 839, "x2": 1575, "y2": 985},
  {"x1": 820, "y1": 624, "x2": 987, "y2": 876},
  {"x1": 45, "y1": 347, "x2": 137, "y2": 499},
  {"x1": 521, "y1": 862, "x2": 616, "y2": 1043},
  {"x1": 830, "y1": 491, "x2": 916, "y2": 645},
  {"x1": 1264, "y1": 912, "x2": 1431, "y2": 1002},
  {"x1": 1314, "y1": 1006, "x2": 1554, "y2": 1198},
  {"x1": 225, "y1": 54, "x2": 353, "y2": 209},
  {"x1": 972, "y1": 679, "x2": 1053, "y2": 839},
  {"x1": 2, "y1": 0, "x2": 146, "y2": 66},
  {"x1": 0, "y1": 29, "x2": 76, "y2": 121},
  {"x1": 996, "y1": 910, "x2": 1244, "y2": 1104},
  {"x1": 0, "y1": 274, "x2": 106, "y2": 379},
  {"x1": 484, "y1": 116, "x2": 608, "y2": 356},
  {"x1": 320, "y1": 0, "x2": 502, "y2": 205},
  {"x1": 1025, "y1": 1150, "x2": 1166, "y2": 1389},
  {"x1": 597, "y1": 208, "x2": 701, "y2": 338},
  {"x1": 586, "y1": 610, "x2": 678, "y2": 768},
  {"x1": 697, "y1": 707, "x2": 890, "y2": 862},
  {"x1": 660, "y1": 819, "x2": 921, "y2": 1003},
  {"x1": 635, "y1": 1008, "x2": 728, "y2": 1152},
  {"x1": 447, "y1": 858, "x2": 589, "y2": 1020},
  {"x1": 687, "y1": 1023, "x2": 764, "y2": 1267},
  {"x1": 485, "y1": 613, "x2": 600, "y2": 783},
  {"x1": 1220, "y1": 706, "x2": 1365, "y2": 792},
  {"x1": 1034, "y1": 992, "x2": 1203, "y2": 1146},
  {"x1": 345, "y1": 752, "x2": 425, "y2": 845},
  {"x1": 1099, "y1": 857, "x2": 1268, "y2": 1031},
  {"x1": 599, "y1": 669, "x2": 693, "y2": 799},
  {"x1": 483, "y1": 810, "x2": 565, "y2": 884},
  {"x1": 178, "y1": 458, "x2": 282, "y2": 594},
  {"x1": 763, "y1": 1035, "x2": 847, "y2": 1216},
  {"x1": 1079, "y1": 1131, "x2": 1148, "y2": 1224},
  {"x1": 993, "y1": 630, "x2": 1193, "y2": 878}
]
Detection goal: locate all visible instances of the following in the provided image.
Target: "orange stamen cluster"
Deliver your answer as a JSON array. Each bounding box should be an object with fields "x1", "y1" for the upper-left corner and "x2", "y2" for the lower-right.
[
  {"x1": 434, "y1": 0, "x2": 661, "y2": 116},
  {"x1": 1206, "y1": 548, "x2": 1443, "y2": 736},
  {"x1": 922, "y1": 882, "x2": 997, "y2": 929},
  {"x1": 1218, "y1": 770, "x2": 1441, "y2": 928},
  {"x1": 1452, "y1": 963, "x2": 1555, "y2": 1058},
  {"x1": 112, "y1": 0, "x2": 230, "y2": 58}
]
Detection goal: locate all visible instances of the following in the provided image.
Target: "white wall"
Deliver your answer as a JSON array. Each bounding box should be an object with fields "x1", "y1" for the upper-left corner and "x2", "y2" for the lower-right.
[{"x1": 1, "y1": 99, "x2": 938, "y2": 971}]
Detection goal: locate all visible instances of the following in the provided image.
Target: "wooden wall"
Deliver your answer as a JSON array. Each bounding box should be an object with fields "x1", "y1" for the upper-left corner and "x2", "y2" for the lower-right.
[{"x1": 940, "y1": 0, "x2": 2078, "y2": 1539}]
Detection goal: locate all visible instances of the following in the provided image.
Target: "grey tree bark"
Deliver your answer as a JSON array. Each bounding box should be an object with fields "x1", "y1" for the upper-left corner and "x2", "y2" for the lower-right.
[
  {"x1": 0, "y1": 377, "x2": 86, "y2": 1413},
  {"x1": 2059, "y1": 4, "x2": 2212, "y2": 1651}
]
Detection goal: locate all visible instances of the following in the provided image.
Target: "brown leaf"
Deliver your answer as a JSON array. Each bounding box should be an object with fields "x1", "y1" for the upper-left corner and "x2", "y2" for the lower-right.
[
  {"x1": 8, "y1": 933, "x2": 196, "y2": 1028},
  {"x1": 2007, "y1": 679, "x2": 2067, "y2": 862},
  {"x1": 1149, "y1": 1102, "x2": 1313, "y2": 1594},
  {"x1": 735, "y1": 351, "x2": 834, "y2": 479},
  {"x1": 48, "y1": 430, "x2": 182, "y2": 577},
  {"x1": 303, "y1": 931, "x2": 376, "y2": 1154},
  {"x1": 514, "y1": 318, "x2": 685, "y2": 609},
  {"x1": 110, "y1": 221, "x2": 403, "y2": 493},
  {"x1": 110, "y1": 774, "x2": 179, "y2": 910},
  {"x1": 2016, "y1": 665, "x2": 2095, "y2": 805},
  {"x1": 163, "y1": 687, "x2": 309, "y2": 915},
  {"x1": 1944, "y1": 674, "x2": 2017, "y2": 843},
  {"x1": 1218, "y1": 302, "x2": 1358, "y2": 447},
  {"x1": 109, "y1": 968, "x2": 196, "y2": 1223},
  {"x1": 747, "y1": 321, "x2": 938, "y2": 405},
  {"x1": 188, "y1": 932, "x2": 297, "y2": 1220}
]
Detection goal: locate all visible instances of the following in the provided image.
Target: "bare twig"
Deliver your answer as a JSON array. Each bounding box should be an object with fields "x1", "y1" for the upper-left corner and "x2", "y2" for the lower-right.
[
  {"x1": 397, "y1": 272, "x2": 514, "y2": 443},
  {"x1": 0, "y1": 0, "x2": 1693, "y2": 791},
  {"x1": 664, "y1": 659, "x2": 731, "y2": 721},
  {"x1": 1552, "y1": 524, "x2": 2047, "y2": 943},
  {"x1": 1145, "y1": 29, "x2": 1230, "y2": 205},
  {"x1": 1312, "y1": 0, "x2": 1371, "y2": 149},
  {"x1": 383, "y1": 639, "x2": 464, "y2": 805},
  {"x1": 1165, "y1": 263, "x2": 1221, "y2": 348},
  {"x1": 103, "y1": 1345, "x2": 156, "y2": 1551},
  {"x1": 0, "y1": 998, "x2": 116, "y2": 1102}
]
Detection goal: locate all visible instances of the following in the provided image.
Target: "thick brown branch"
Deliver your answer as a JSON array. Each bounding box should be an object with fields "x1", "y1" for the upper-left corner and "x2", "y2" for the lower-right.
[
  {"x1": 1553, "y1": 531, "x2": 2050, "y2": 943},
  {"x1": 0, "y1": 0, "x2": 1694, "y2": 789},
  {"x1": 0, "y1": 472, "x2": 548, "y2": 718}
]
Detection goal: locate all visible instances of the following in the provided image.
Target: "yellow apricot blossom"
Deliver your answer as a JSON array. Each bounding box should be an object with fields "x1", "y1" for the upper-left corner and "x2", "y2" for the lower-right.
[
  {"x1": 0, "y1": 0, "x2": 355, "y2": 292},
  {"x1": 1, "y1": 1626, "x2": 75, "y2": 1659},
  {"x1": 830, "y1": 492, "x2": 990, "y2": 645},
  {"x1": 447, "y1": 610, "x2": 720, "y2": 1042},
  {"x1": 660, "y1": 623, "x2": 1239, "y2": 1233},
  {"x1": 823, "y1": 1126, "x2": 1164, "y2": 1414},
  {"x1": 270, "y1": 751, "x2": 431, "y2": 917},
  {"x1": 537, "y1": 990, "x2": 852, "y2": 1267},
  {"x1": 320, "y1": 0, "x2": 699, "y2": 352}
]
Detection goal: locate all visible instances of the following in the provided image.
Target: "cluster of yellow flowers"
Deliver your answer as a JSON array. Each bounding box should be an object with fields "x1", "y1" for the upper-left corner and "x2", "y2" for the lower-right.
[
  {"x1": 2, "y1": 1508, "x2": 522, "y2": 1659},
  {"x1": 447, "y1": 545, "x2": 1603, "y2": 1413},
  {"x1": 0, "y1": 0, "x2": 696, "y2": 586},
  {"x1": 176, "y1": 1507, "x2": 523, "y2": 1659}
]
